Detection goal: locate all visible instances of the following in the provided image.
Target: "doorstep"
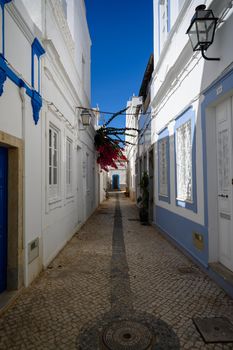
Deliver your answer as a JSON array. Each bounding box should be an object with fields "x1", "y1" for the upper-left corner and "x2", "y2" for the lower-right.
[
  {"x1": 209, "y1": 262, "x2": 233, "y2": 298},
  {"x1": 0, "y1": 290, "x2": 20, "y2": 316}
]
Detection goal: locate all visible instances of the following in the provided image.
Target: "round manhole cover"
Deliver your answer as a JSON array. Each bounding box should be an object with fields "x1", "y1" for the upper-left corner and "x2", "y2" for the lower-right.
[{"x1": 102, "y1": 320, "x2": 153, "y2": 349}]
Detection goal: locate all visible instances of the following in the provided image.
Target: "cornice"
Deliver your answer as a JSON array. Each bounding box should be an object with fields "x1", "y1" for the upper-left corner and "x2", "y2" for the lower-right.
[
  {"x1": 153, "y1": 0, "x2": 194, "y2": 77},
  {"x1": 49, "y1": 0, "x2": 75, "y2": 60},
  {"x1": 43, "y1": 39, "x2": 82, "y2": 107},
  {"x1": 6, "y1": 1, "x2": 39, "y2": 44}
]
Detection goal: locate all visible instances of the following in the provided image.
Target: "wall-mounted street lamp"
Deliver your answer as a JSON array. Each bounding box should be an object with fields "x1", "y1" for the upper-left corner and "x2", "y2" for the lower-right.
[
  {"x1": 80, "y1": 109, "x2": 92, "y2": 126},
  {"x1": 186, "y1": 4, "x2": 220, "y2": 61}
]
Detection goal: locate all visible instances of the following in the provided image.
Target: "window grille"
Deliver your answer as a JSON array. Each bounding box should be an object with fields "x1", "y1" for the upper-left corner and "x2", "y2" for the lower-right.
[
  {"x1": 176, "y1": 120, "x2": 192, "y2": 202},
  {"x1": 158, "y1": 138, "x2": 168, "y2": 197},
  {"x1": 66, "y1": 138, "x2": 72, "y2": 195},
  {"x1": 49, "y1": 126, "x2": 59, "y2": 199}
]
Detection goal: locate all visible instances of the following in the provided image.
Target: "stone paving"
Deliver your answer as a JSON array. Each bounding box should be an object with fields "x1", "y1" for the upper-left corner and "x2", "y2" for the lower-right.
[{"x1": 0, "y1": 193, "x2": 233, "y2": 349}]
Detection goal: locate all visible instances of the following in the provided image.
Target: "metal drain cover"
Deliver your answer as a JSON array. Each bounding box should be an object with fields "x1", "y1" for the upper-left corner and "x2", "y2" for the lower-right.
[
  {"x1": 101, "y1": 320, "x2": 153, "y2": 349},
  {"x1": 193, "y1": 317, "x2": 233, "y2": 343}
]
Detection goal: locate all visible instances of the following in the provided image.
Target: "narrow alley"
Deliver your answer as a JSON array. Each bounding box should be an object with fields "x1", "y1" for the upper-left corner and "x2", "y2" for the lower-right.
[{"x1": 0, "y1": 193, "x2": 233, "y2": 349}]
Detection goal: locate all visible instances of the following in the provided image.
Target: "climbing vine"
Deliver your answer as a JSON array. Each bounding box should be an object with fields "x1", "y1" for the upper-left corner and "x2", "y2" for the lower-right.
[{"x1": 94, "y1": 107, "x2": 138, "y2": 171}]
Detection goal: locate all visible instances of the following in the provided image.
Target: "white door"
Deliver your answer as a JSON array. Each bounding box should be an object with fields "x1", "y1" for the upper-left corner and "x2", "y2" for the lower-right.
[{"x1": 216, "y1": 97, "x2": 233, "y2": 271}]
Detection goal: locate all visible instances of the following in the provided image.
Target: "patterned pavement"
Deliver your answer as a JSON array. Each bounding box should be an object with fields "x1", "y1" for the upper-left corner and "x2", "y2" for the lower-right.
[{"x1": 0, "y1": 193, "x2": 233, "y2": 349}]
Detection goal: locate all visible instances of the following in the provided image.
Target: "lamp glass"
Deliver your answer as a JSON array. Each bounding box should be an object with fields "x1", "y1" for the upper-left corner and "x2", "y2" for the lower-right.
[
  {"x1": 196, "y1": 19, "x2": 216, "y2": 45},
  {"x1": 81, "y1": 111, "x2": 91, "y2": 126},
  {"x1": 186, "y1": 5, "x2": 218, "y2": 52}
]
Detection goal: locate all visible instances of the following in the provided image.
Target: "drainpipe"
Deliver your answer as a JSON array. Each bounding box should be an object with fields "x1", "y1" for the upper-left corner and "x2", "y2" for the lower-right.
[{"x1": 19, "y1": 86, "x2": 28, "y2": 287}]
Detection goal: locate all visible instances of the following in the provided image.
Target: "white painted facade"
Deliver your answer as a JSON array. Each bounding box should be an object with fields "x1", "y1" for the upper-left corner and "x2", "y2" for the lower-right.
[
  {"x1": 0, "y1": 0, "x2": 99, "y2": 292},
  {"x1": 150, "y1": 0, "x2": 233, "y2": 293},
  {"x1": 108, "y1": 162, "x2": 127, "y2": 191},
  {"x1": 125, "y1": 96, "x2": 142, "y2": 201}
]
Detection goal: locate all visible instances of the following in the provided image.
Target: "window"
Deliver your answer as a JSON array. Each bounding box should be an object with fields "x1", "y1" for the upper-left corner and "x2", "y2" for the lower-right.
[
  {"x1": 176, "y1": 120, "x2": 192, "y2": 202},
  {"x1": 66, "y1": 138, "x2": 72, "y2": 195},
  {"x1": 82, "y1": 55, "x2": 86, "y2": 88},
  {"x1": 158, "y1": 132, "x2": 170, "y2": 203},
  {"x1": 174, "y1": 108, "x2": 197, "y2": 212},
  {"x1": 60, "y1": 0, "x2": 67, "y2": 18},
  {"x1": 86, "y1": 153, "x2": 89, "y2": 190},
  {"x1": 31, "y1": 38, "x2": 45, "y2": 94},
  {"x1": 49, "y1": 126, "x2": 59, "y2": 199},
  {"x1": 159, "y1": 0, "x2": 170, "y2": 49},
  {"x1": 158, "y1": 138, "x2": 169, "y2": 197}
]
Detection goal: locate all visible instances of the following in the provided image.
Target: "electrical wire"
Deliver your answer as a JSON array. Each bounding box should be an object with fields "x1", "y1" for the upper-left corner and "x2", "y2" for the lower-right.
[{"x1": 75, "y1": 105, "x2": 151, "y2": 116}]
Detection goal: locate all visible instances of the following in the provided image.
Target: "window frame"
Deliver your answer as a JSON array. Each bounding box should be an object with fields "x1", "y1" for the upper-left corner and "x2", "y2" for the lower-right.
[
  {"x1": 66, "y1": 137, "x2": 73, "y2": 197},
  {"x1": 48, "y1": 124, "x2": 60, "y2": 201},
  {"x1": 158, "y1": 128, "x2": 170, "y2": 203},
  {"x1": 174, "y1": 107, "x2": 197, "y2": 212}
]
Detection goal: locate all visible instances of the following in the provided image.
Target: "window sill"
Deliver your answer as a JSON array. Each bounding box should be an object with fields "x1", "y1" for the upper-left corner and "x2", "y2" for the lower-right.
[
  {"x1": 176, "y1": 197, "x2": 193, "y2": 204},
  {"x1": 49, "y1": 197, "x2": 62, "y2": 205},
  {"x1": 176, "y1": 198, "x2": 197, "y2": 213},
  {"x1": 159, "y1": 194, "x2": 170, "y2": 203}
]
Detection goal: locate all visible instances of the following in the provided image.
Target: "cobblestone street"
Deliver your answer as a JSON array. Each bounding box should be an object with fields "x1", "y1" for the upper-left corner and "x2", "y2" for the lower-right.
[{"x1": 1, "y1": 193, "x2": 233, "y2": 349}]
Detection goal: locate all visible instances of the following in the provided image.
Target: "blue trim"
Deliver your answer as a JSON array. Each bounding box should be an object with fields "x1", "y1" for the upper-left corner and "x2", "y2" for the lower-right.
[
  {"x1": 0, "y1": 55, "x2": 7, "y2": 96},
  {"x1": 156, "y1": 205, "x2": 208, "y2": 266},
  {"x1": 202, "y1": 67, "x2": 233, "y2": 227},
  {"x1": 31, "y1": 90, "x2": 42, "y2": 125},
  {"x1": 0, "y1": 0, "x2": 12, "y2": 4},
  {"x1": 158, "y1": 128, "x2": 170, "y2": 203},
  {"x1": 174, "y1": 107, "x2": 197, "y2": 212},
  {"x1": 0, "y1": 37, "x2": 45, "y2": 125},
  {"x1": 1, "y1": 3, "x2": 5, "y2": 57},
  {"x1": 31, "y1": 38, "x2": 45, "y2": 93}
]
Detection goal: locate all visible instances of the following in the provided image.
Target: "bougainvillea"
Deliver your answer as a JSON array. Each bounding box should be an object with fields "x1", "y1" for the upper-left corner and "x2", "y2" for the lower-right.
[
  {"x1": 94, "y1": 107, "x2": 139, "y2": 171},
  {"x1": 95, "y1": 129, "x2": 127, "y2": 171}
]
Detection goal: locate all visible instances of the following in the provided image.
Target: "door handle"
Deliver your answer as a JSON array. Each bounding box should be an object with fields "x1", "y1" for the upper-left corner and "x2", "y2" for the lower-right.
[{"x1": 218, "y1": 194, "x2": 228, "y2": 198}]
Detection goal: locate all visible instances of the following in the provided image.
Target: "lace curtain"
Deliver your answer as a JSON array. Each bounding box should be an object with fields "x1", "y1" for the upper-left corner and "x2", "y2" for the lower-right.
[
  {"x1": 159, "y1": 138, "x2": 168, "y2": 196},
  {"x1": 176, "y1": 120, "x2": 192, "y2": 201}
]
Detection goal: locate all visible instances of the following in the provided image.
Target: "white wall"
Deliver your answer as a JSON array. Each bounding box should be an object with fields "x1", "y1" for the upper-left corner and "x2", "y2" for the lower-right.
[
  {"x1": 0, "y1": 0, "x2": 97, "y2": 287},
  {"x1": 151, "y1": 0, "x2": 233, "y2": 229}
]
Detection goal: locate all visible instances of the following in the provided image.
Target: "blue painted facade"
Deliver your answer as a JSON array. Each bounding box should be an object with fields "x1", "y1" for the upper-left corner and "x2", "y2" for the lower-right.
[
  {"x1": 0, "y1": 1, "x2": 45, "y2": 124},
  {"x1": 155, "y1": 108, "x2": 205, "y2": 267},
  {"x1": 0, "y1": 147, "x2": 8, "y2": 293},
  {"x1": 156, "y1": 206, "x2": 208, "y2": 266}
]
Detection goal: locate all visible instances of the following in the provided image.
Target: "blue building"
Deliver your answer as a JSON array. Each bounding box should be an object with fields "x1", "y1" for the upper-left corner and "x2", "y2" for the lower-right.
[{"x1": 150, "y1": 0, "x2": 233, "y2": 297}]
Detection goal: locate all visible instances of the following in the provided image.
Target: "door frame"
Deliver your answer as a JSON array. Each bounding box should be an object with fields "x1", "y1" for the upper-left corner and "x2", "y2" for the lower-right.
[
  {"x1": 112, "y1": 174, "x2": 120, "y2": 190},
  {"x1": 149, "y1": 146, "x2": 154, "y2": 223},
  {"x1": 215, "y1": 97, "x2": 233, "y2": 269},
  {"x1": 0, "y1": 131, "x2": 24, "y2": 291},
  {"x1": 204, "y1": 93, "x2": 233, "y2": 265}
]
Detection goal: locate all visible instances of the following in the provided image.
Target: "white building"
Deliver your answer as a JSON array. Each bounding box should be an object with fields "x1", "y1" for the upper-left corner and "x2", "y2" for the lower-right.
[
  {"x1": 150, "y1": 0, "x2": 233, "y2": 296},
  {"x1": 0, "y1": 0, "x2": 99, "y2": 295},
  {"x1": 125, "y1": 96, "x2": 142, "y2": 201},
  {"x1": 107, "y1": 160, "x2": 127, "y2": 191}
]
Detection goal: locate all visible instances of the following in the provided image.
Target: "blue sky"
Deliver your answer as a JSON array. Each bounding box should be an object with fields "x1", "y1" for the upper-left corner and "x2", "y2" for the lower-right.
[{"x1": 85, "y1": 0, "x2": 153, "y2": 128}]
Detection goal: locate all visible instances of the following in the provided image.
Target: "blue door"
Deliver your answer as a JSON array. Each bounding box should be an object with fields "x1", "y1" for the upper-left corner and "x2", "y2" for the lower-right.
[
  {"x1": 112, "y1": 174, "x2": 120, "y2": 190},
  {"x1": 0, "y1": 147, "x2": 8, "y2": 293}
]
